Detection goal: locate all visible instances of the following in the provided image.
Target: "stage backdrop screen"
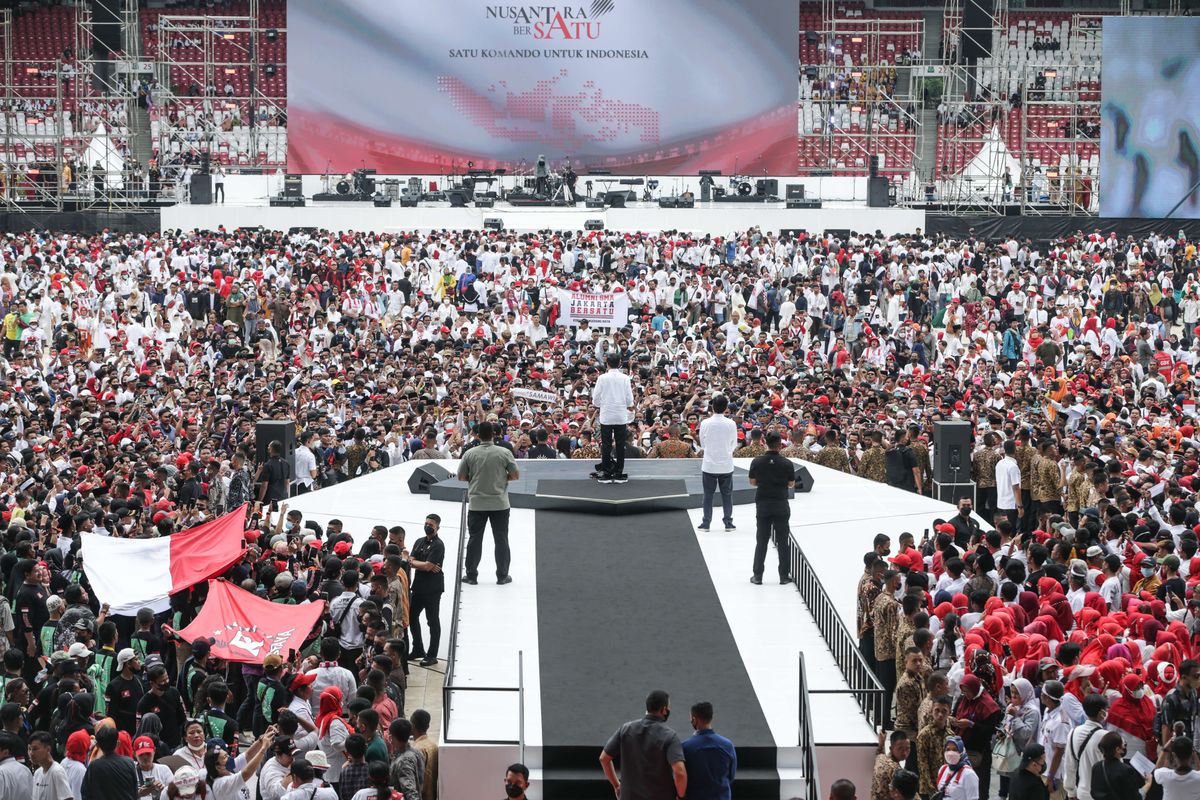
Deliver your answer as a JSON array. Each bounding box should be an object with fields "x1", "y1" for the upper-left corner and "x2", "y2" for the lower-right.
[
  {"x1": 1100, "y1": 17, "x2": 1200, "y2": 218},
  {"x1": 287, "y1": 0, "x2": 799, "y2": 175}
]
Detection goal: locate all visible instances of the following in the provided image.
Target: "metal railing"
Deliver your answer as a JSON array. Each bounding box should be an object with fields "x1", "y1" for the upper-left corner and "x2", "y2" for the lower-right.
[
  {"x1": 798, "y1": 652, "x2": 822, "y2": 800},
  {"x1": 441, "y1": 497, "x2": 526, "y2": 755},
  {"x1": 789, "y1": 536, "x2": 887, "y2": 730}
]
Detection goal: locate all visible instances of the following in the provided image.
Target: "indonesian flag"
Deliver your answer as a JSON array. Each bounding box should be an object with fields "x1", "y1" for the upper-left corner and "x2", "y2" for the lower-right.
[
  {"x1": 173, "y1": 580, "x2": 326, "y2": 663},
  {"x1": 81, "y1": 505, "x2": 249, "y2": 615}
]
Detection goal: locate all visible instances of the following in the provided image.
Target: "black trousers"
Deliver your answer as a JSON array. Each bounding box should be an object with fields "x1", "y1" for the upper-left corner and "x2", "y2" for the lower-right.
[
  {"x1": 466, "y1": 508, "x2": 511, "y2": 580},
  {"x1": 599, "y1": 423, "x2": 627, "y2": 476},
  {"x1": 1020, "y1": 489, "x2": 1035, "y2": 534},
  {"x1": 752, "y1": 500, "x2": 791, "y2": 580},
  {"x1": 409, "y1": 590, "x2": 443, "y2": 658},
  {"x1": 875, "y1": 657, "x2": 897, "y2": 729},
  {"x1": 977, "y1": 486, "x2": 997, "y2": 525},
  {"x1": 859, "y1": 629, "x2": 877, "y2": 673},
  {"x1": 214, "y1": 183, "x2": 225, "y2": 203}
]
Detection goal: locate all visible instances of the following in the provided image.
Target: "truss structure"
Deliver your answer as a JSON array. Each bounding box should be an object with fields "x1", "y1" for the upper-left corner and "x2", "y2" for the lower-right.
[
  {"x1": 800, "y1": 3, "x2": 923, "y2": 177},
  {"x1": 152, "y1": 0, "x2": 287, "y2": 177},
  {"x1": 0, "y1": 1, "x2": 146, "y2": 211}
]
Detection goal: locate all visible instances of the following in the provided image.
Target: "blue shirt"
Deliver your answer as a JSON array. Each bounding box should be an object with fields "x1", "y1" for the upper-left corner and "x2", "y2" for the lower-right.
[{"x1": 681, "y1": 728, "x2": 736, "y2": 800}]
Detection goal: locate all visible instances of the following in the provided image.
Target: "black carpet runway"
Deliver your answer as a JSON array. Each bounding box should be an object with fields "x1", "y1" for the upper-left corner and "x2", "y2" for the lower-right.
[{"x1": 535, "y1": 507, "x2": 776, "y2": 797}]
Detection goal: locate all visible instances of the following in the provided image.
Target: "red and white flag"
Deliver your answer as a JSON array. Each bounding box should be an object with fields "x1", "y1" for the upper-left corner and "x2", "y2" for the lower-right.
[
  {"x1": 81, "y1": 505, "x2": 249, "y2": 615},
  {"x1": 174, "y1": 579, "x2": 326, "y2": 663}
]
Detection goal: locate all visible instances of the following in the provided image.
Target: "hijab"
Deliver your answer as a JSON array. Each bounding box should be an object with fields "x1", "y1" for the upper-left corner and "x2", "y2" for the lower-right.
[
  {"x1": 1107, "y1": 674, "x2": 1158, "y2": 756},
  {"x1": 316, "y1": 685, "x2": 348, "y2": 737},
  {"x1": 956, "y1": 674, "x2": 1002, "y2": 723},
  {"x1": 944, "y1": 735, "x2": 972, "y2": 773}
]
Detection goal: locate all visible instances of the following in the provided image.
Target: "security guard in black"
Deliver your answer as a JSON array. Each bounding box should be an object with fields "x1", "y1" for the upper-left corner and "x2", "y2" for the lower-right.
[{"x1": 747, "y1": 431, "x2": 795, "y2": 584}]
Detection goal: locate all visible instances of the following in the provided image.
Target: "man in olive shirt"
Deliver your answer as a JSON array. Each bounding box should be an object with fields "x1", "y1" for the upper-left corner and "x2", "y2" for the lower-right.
[
  {"x1": 748, "y1": 431, "x2": 795, "y2": 585},
  {"x1": 458, "y1": 421, "x2": 519, "y2": 585}
]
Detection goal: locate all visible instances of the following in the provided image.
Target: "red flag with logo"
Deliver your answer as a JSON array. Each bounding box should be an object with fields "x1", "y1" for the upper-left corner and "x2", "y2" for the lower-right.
[{"x1": 174, "y1": 579, "x2": 326, "y2": 663}]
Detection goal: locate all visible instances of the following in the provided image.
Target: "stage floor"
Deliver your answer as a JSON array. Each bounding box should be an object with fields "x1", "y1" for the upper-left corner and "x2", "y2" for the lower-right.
[
  {"x1": 161, "y1": 198, "x2": 927, "y2": 235},
  {"x1": 287, "y1": 459, "x2": 887, "y2": 799}
]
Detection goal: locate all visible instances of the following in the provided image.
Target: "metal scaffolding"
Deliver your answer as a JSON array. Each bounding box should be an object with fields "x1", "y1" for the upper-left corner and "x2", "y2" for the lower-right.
[
  {"x1": 800, "y1": 4, "x2": 923, "y2": 178},
  {"x1": 151, "y1": 0, "x2": 288, "y2": 178}
]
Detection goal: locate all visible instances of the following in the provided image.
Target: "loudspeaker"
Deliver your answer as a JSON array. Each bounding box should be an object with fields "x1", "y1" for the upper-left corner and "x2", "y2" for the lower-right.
[
  {"x1": 283, "y1": 174, "x2": 302, "y2": 197},
  {"x1": 934, "y1": 482, "x2": 976, "y2": 506},
  {"x1": 756, "y1": 178, "x2": 778, "y2": 197},
  {"x1": 786, "y1": 184, "x2": 805, "y2": 199},
  {"x1": 474, "y1": 198, "x2": 495, "y2": 208},
  {"x1": 399, "y1": 197, "x2": 419, "y2": 207},
  {"x1": 869, "y1": 155, "x2": 879, "y2": 178},
  {"x1": 603, "y1": 191, "x2": 626, "y2": 208},
  {"x1": 447, "y1": 190, "x2": 470, "y2": 207},
  {"x1": 867, "y1": 176, "x2": 889, "y2": 208},
  {"x1": 484, "y1": 218, "x2": 503, "y2": 230},
  {"x1": 189, "y1": 173, "x2": 212, "y2": 205},
  {"x1": 585, "y1": 219, "x2": 603, "y2": 230},
  {"x1": 792, "y1": 464, "x2": 815, "y2": 493},
  {"x1": 827, "y1": 228, "x2": 851, "y2": 240},
  {"x1": 408, "y1": 463, "x2": 452, "y2": 494},
  {"x1": 373, "y1": 196, "x2": 391, "y2": 207},
  {"x1": 585, "y1": 198, "x2": 605, "y2": 208},
  {"x1": 255, "y1": 420, "x2": 296, "y2": 476},
  {"x1": 961, "y1": 0, "x2": 994, "y2": 60},
  {"x1": 786, "y1": 199, "x2": 822, "y2": 209},
  {"x1": 269, "y1": 196, "x2": 305, "y2": 207},
  {"x1": 933, "y1": 421, "x2": 973, "y2": 484}
]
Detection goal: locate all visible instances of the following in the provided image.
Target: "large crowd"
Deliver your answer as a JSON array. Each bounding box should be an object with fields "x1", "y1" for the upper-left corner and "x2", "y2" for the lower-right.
[{"x1": 0, "y1": 224, "x2": 1197, "y2": 798}]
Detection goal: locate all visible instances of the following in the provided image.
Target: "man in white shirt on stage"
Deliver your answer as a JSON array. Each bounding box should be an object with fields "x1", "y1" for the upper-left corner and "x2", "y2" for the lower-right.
[
  {"x1": 591, "y1": 352, "x2": 634, "y2": 484},
  {"x1": 293, "y1": 430, "x2": 319, "y2": 495},
  {"x1": 698, "y1": 394, "x2": 738, "y2": 532}
]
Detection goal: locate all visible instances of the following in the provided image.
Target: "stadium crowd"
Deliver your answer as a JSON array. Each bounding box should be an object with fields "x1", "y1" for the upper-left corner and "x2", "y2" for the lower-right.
[{"x1": 0, "y1": 223, "x2": 1199, "y2": 797}]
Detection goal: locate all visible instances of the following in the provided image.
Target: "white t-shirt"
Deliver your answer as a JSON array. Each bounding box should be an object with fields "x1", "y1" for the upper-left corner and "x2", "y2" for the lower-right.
[
  {"x1": 698, "y1": 414, "x2": 737, "y2": 474},
  {"x1": 33, "y1": 761, "x2": 71, "y2": 800},
  {"x1": 995, "y1": 456, "x2": 1022, "y2": 510},
  {"x1": 294, "y1": 445, "x2": 318, "y2": 488},
  {"x1": 1100, "y1": 575, "x2": 1122, "y2": 611},
  {"x1": 1154, "y1": 768, "x2": 1200, "y2": 800}
]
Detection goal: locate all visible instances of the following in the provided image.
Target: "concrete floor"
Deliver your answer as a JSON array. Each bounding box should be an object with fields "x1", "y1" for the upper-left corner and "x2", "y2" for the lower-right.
[{"x1": 405, "y1": 659, "x2": 446, "y2": 738}]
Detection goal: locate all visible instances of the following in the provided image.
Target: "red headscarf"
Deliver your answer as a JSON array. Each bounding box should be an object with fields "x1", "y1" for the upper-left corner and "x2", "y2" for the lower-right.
[
  {"x1": 1106, "y1": 674, "x2": 1158, "y2": 758},
  {"x1": 316, "y1": 686, "x2": 349, "y2": 737},
  {"x1": 956, "y1": 674, "x2": 1001, "y2": 724}
]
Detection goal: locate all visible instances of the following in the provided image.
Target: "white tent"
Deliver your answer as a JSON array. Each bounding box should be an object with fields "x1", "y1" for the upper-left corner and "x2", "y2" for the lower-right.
[
  {"x1": 958, "y1": 125, "x2": 1021, "y2": 200},
  {"x1": 83, "y1": 123, "x2": 123, "y2": 188}
]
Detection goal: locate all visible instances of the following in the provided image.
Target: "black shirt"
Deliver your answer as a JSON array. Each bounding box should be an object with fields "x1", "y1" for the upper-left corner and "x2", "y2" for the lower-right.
[
  {"x1": 14, "y1": 582, "x2": 49, "y2": 645},
  {"x1": 1089, "y1": 758, "x2": 1142, "y2": 800},
  {"x1": 885, "y1": 445, "x2": 918, "y2": 492},
  {"x1": 528, "y1": 444, "x2": 558, "y2": 459},
  {"x1": 411, "y1": 535, "x2": 446, "y2": 594},
  {"x1": 1157, "y1": 576, "x2": 1188, "y2": 603},
  {"x1": 80, "y1": 753, "x2": 140, "y2": 800},
  {"x1": 136, "y1": 686, "x2": 187, "y2": 748},
  {"x1": 259, "y1": 456, "x2": 291, "y2": 501},
  {"x1": 106, "y1": 673, "x2": 145, "y2": 735},
  {"x1": 748, "y1": 452, "x2": 794, "y2": 502}
]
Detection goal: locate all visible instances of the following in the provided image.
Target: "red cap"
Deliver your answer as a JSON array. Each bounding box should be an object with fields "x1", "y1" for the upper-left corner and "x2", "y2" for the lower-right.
[
  {"x1": 290, "y1": 671, "x2": 317, "y2": 690},
  {"x1": 134, "y1": 735, "x2": 156, "y2": 756},
  {"x1": 333, "y1": 541, "x2": 352, "y2": 557}
]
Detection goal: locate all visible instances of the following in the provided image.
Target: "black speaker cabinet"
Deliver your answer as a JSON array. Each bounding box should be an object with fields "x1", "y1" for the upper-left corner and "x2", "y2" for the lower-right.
[
  {"x1": 792, "y1": 464, "x2": 815, "y2": 493},
  {"x1": 189, "y1": 173, "x2": 212, "y2": 205},
  {"x1": 756, "y1": 178, "x2": 779, "y2": 197},
  {"x1": 603, "y1": 191, "x2": 627, "y2": 208},
  {"x1": 786, "y1": 184, "x2": 805, "y2": 200},
  {"x1": 933, "y1": 421, "x2": 973, "y2": 485},
  {"x1": 255, "y1": 420, "x2": 296, "y2": 475},
  {"x1": 408, "y1": 463, "x2": 453, "y2": 494},
  {"x1": 867, "y1": 176, "x2": 890, "y2": 208}
]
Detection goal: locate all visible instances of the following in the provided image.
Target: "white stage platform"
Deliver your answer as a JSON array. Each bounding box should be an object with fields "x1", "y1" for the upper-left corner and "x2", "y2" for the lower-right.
[
  {"x1": 287, "y1": 459, "x2": 886, "y2": 799},
  {"x1": 161, "y1": 199, "x2": 926, "y2": 236}
]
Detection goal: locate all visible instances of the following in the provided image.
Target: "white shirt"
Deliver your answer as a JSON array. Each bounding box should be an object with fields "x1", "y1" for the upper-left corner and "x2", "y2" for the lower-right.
[
  {"x1": 933, "y1": 765, "x2": 979, "y2": 800},
  {"x1": 33, "y1": 761, "x2": 71, "y2": 800},
  {"x1": 282, "y1": 783, "x2": 338, "y2": 800},
  {"x1": 1099, "y1": 574, "x2": 1122, "y2": 611},
  {"x1": 61, "y1": 759, "x2": 85, "y2": 800},
  {"x1": 294, "y1": 445, "x2": 317, "y2": 488},
  {"x1": 698, "y1": 413, "x2": 738, "y2": 474},
  {"x1": 995, "y1": 455, "x2": 1022, "y2": 509},
  {"x1": 1155, "y1": 768, "x2": 1200, "y2": 800},
  {"x1": 0, "y1": 757, "x2": 32, "y2": 797},
  {"x1": 591, "y1": 368, "x2": 634, "y2": 425}
]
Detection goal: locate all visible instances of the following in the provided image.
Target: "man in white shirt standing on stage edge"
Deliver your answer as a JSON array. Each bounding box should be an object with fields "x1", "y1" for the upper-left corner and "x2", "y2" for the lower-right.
[
  {"x1": 698, "y1": 394, "x2": 738, "y2": 532},
  {"x1": 293, "y1": 430, "x2": 319, "y2": 495},
  {"x1": 591, "y1": 352, "x2": 634, "y2": 484}
]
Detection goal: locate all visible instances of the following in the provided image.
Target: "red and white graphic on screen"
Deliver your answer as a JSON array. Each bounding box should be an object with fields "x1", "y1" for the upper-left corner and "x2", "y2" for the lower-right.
[{"x1": 437, "y1": 70, "x2": 659, "y2": 151}]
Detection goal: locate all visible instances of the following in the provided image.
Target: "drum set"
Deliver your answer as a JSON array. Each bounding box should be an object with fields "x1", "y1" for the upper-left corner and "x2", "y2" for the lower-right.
[{"x1": 324, "y1": 168, "x2": 375, "y2": 197}]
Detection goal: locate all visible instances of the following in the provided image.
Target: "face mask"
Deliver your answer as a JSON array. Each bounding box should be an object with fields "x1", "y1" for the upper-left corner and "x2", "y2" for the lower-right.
[
  {"x1": 661, "y1": 709, "x2": 670, "y2": 722},
  {"x1": 505, "y1": 784, "x2": 523, "y2": 798},
  {"x1": 424, "y1": 524, "x2": 435, "y2": 537},
  {"x1": 1132, "y1": 688, "x2": 1146, "y2": 699},
  {"x1": 945, "y1": 750, "x2": 961, "y2": 766},
  {"x1": 1142, "y1": 567, "x2": 1156, "y2": 577},
  {"x1": 961, "y1": 507, "x2": 972, "y2": 516},
  {"x1": 284, "y1": 521, "x2": 294, "y2": 531}
]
